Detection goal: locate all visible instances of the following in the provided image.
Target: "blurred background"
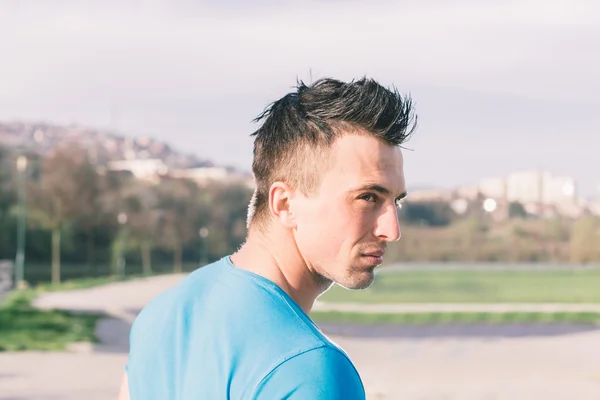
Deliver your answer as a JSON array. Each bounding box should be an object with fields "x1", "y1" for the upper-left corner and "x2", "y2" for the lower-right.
[{"x1": 1, "y1": 1, "x2": 599, "y2": 399}]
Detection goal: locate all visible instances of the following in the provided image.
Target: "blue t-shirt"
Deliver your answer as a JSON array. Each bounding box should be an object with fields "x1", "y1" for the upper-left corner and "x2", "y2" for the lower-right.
[{"x1": 126, "y1": 256, "x2": 366, "y2": 399}]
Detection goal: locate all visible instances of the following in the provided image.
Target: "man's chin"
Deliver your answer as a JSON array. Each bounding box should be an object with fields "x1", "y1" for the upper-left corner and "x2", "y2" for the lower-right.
[{"x1": 337, "y1": 269, "x2": 375, "y2": 290}]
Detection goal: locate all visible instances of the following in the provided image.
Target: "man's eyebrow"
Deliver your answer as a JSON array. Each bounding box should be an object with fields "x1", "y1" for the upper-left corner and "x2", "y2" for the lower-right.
[{"x1": 352, "y1": 184, "x2": 408, "y2": 202}]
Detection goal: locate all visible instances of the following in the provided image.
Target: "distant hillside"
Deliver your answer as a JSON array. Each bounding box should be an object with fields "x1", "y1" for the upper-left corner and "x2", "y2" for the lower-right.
[{"x1": 0, "y1": 121, "x2": 240, "y2": 172}]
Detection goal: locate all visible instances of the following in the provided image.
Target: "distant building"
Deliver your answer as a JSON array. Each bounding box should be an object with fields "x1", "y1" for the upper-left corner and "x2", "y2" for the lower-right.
[
  {"x1": 409, "y1": 170, "x2": 584, "y2": 219},
  {"x1": 406, "y1": 188, "x2": 454, "y2": 202},
  {"x1": 454, "y1": 185, "x2": 480, "y2": 201},
  {"x1": 170, "y1": 166, "x2": 254, "y2": 188},
  {"x1": 170, "y1": 166, "x2": 228, "y2": 182},
  {"x1": 107, "y1": 158, "x2": 169, "y2": 182},
  {"x1": 478, "y1": 177, "x2": 507, "y2": 199},
  {"x1": 469, "y1": 170, "x2": 580, "y2": 218}
]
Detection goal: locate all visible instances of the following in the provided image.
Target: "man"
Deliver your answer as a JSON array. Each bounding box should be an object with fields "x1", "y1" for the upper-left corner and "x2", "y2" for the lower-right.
[{"x1": 118, "y1": 77, "x2": 416, "y2": 399}]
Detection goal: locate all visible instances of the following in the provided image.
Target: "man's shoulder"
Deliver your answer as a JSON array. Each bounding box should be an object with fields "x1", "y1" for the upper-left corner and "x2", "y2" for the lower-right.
[
  {"x1": 128, "y1": 260, "x2": 228, "y2": 334},
  {"x1": 254, "y1": 344, "x2": 366, "y2": 399},
  {"x1": 129, "y1": 257, "x2": 317, "y2": 342},
  {"x1": 278, "y1": 345, "x2": 360, "y2": 379}
]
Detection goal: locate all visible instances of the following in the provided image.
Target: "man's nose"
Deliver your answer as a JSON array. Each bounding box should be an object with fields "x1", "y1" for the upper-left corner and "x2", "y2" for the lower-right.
[{"x1": 374, "y1": 204, "x2": 401, "y2": 242}]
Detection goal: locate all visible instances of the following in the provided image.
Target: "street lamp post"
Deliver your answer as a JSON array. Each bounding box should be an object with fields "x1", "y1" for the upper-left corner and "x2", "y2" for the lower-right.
[
  {"x1": 15, "y1": 155, "x2": 28, "y2": 288},
  {"x1": 116, "y1": 212, "x2": 128, "y2": 278},
  {"x1": 198, "y1": 227, "x2": 209, "y2": 267}
]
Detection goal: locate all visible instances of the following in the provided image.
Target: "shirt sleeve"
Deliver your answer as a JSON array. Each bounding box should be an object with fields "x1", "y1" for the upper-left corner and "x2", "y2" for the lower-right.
[{"x1": 253, "y1": 346, "x2": 366, "y2": 400}]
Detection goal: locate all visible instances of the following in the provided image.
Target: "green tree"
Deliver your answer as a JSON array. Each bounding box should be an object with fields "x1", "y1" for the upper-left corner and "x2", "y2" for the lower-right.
[
  {"x1": 28, "y1": 143, "x2": 93, "y2": 283},
  {"x1": 569, "y1": 216, "x2": 600, "y2": 263},
  {"x1": 155, "y1": 177, "x2": 201, "y2": 273},
  {"x1": 119, "y1": 182, "x2": 160, "y2": 275},
  {"x1": 68, "y1": 159, "x2": 114, "y2": 270},
  {"x1": 399, "y1": 201, "x2": 456, "y2": 227},
  {"x1": 0, "y1": 147, "x2": 17, "y2": 258},
  {"x1": 508, "y1": 202, "x2": 528, "y2": 219},
  {"x1": 203, "y1": 182, "x2": 253, "y2": 255}
]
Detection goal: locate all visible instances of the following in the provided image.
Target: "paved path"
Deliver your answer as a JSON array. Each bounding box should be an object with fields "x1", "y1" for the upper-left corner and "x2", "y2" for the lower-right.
[
  {"x1": 312, "y1": 301, "x2": 600, "y2": 313},
  {"x1": 1, "y1": 274, "x2": 599, "y2": 399},
  {"x1": 32, "y1": 274, "x2": 187, "y2": 323},
  {"x1": 32, "y1": 273, "x2": 600, "y2": 316}
]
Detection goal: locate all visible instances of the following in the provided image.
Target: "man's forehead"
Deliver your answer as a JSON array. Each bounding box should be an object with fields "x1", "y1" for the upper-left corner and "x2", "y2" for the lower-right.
[
  {"x1": 328, "y1": 135, "x2": 403, "y2": 174},
  {"x1": 321, "y1": 136, "x2": 405, "y2": 195}
]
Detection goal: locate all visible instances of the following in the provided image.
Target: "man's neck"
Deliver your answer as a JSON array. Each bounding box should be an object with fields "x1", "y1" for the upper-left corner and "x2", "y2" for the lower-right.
[{"x1": 229, "y1": 228, "x2": 332, "y2": 314}]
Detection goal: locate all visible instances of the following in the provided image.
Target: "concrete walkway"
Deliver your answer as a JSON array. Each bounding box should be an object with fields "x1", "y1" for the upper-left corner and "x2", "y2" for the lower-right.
[
  {"x1": 32, "y1": 273, "x2": 600, "y2": 317},
  {"x1": 312, "y1": 301, "x2": 600, "y2": 313},
  {"x1": 1, "y1": 273, "x2": 599, "y2": 399},
  {"x1": 32, "y1": 273, "x2": 187, "y2": 323}
]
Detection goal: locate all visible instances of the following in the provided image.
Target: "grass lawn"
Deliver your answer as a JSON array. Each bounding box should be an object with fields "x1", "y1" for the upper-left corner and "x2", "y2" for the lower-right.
[
  {"x1": 0, "y1": 290, "x2": 102, "y2": 351},
  {"x1": 0, "y1": 272, "x2": 184, "y2": 352},
  {"x1": 3, "y1": 268, "x2": 599, "y2": 351},
  {"x1": 320, "y1": 269, "x2": 600, "y2": 304},
  {"x1": 0, "y1": 272, "x2": 179, "y2": 352},
  {"x1": 310, "y1": 310, "x2": 600, "y2": 325}
]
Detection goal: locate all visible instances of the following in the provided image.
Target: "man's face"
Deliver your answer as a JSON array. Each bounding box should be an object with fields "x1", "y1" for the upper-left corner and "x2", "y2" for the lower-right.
[{"x1": 292, "y1": 133, "x2": 406, "y2": 290}]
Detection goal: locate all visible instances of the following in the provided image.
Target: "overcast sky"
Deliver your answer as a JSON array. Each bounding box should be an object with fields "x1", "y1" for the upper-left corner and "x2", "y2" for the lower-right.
[{"x1": 1, "y1": 0, "x2": 599, "y2": 196}]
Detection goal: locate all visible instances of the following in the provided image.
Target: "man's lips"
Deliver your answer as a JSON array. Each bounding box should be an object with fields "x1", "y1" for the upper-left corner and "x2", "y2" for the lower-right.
[
  {"x1": 362, "y1": 249, "x2": 385, "y2": 257},
  {"x1": 361, "y1": 249, "x2": 385, "y2": 264}
]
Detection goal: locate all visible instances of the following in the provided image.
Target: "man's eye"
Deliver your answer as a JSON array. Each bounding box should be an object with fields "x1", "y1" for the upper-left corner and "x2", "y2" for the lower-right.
[{"x1": 360, "y1": 193, "x2": 378, "y2": 203}]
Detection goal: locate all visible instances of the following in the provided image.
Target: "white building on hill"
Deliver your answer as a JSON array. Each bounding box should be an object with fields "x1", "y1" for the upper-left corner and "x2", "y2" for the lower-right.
[
  {"x1": 409, "y1": 169, "x2": 583, "y2": 218},
  {"x1": 107, "y1": 159, "x2": 169, "y2": 182}
]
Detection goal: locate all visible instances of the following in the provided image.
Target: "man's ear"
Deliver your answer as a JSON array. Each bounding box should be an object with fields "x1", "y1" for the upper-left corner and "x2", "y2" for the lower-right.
[{"x1": 269, "y1": 181, "x2": 297, "y2": 228}]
